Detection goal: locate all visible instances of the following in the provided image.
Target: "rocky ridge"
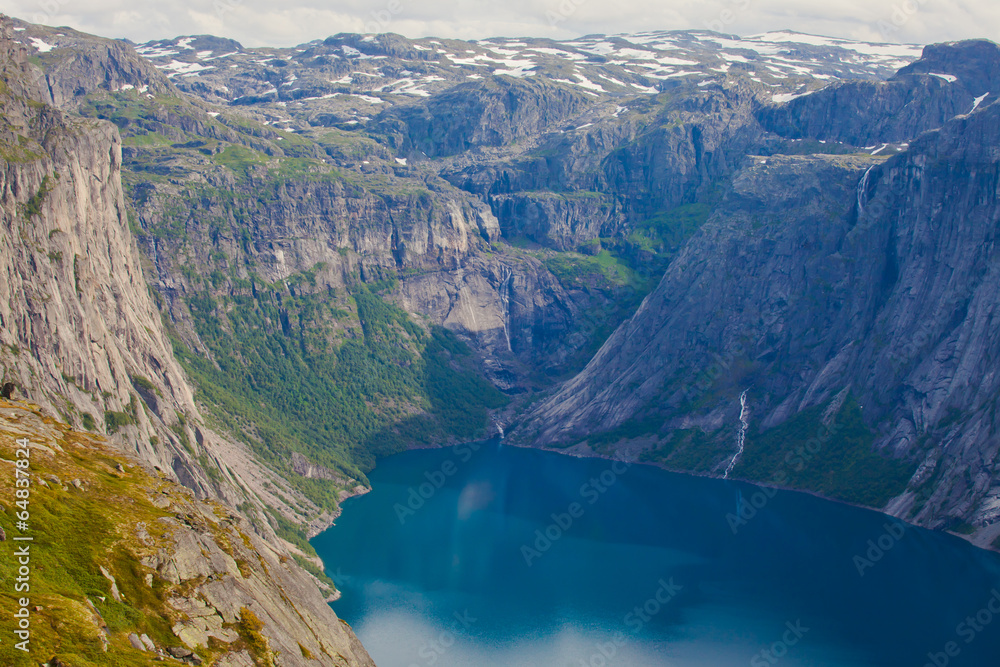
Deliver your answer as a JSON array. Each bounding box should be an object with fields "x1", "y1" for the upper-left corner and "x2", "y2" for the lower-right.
[
  {"x1": 0, "y1": 22, "x2": 374, "y2": 665},
  {"x1": 516, "y1": 48, "x2": 1000, "y2": 549}
]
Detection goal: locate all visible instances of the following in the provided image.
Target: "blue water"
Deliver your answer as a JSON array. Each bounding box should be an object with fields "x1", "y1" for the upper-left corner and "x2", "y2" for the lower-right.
[{"x1": 313, "y1": 441, "x2": 1000, "y2": 666}]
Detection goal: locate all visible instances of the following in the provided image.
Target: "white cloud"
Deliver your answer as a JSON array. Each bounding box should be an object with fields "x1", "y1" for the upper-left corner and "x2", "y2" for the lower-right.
[{"x1": 2, "y1": 0, "x2": 994, "y2": 47}]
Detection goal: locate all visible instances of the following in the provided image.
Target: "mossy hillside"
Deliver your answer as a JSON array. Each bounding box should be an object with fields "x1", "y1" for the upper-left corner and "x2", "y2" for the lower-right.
[
  {"x1": 172, "y1": 277, "x2": 507, "y2": 512},
  {"x1": 0, "y1": 402, "x2": 189, "y2": 666},
  {"x1": 0, "y1": 400, "x2": 346, "y2": 665}
]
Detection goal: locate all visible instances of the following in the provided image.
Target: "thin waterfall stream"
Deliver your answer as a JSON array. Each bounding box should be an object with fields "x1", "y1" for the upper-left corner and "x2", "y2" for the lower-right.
[
  {"x1": 723, "y1": 389, "x2": 750, "y2": 479},
  {"x1": 857, "y1": 164, "x2": 875, "y2": 214},
  {"x1": 498, "y1": 264, "x2": 513, "y2": 352}
]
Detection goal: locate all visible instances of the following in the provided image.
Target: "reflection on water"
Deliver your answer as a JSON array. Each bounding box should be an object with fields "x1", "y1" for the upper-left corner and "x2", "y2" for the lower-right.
[{"x1": 313, "y1": 441, "x2": 1000, "y2": 667}]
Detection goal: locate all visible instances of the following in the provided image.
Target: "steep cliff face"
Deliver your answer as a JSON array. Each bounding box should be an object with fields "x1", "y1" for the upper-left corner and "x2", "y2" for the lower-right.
[
  {"x1": 0, "y1": 29, "x2": 200, "y2": 480},
  {"x1": 517, "y1": 91, "x2": 1000, "y2": 549},
  {"x1": 0, "y1": 25, "x2": 375, "y2": 665}
]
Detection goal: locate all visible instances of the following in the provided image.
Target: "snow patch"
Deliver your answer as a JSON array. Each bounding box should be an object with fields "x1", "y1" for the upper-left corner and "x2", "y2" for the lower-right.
[
  {"x1": 771, "y1": 88, "x2": 817, "y2": 104},
  {"x1": 928, "y1": 72, "x2": 958, "y2": 83},
  {"x1": 29, "y1": 37, "x2": 54, "y2": 53},
  {"x1": 158, "y1": 60, "x2": 214, "y2": 77},
  {"x1": 526, "y1": 47, "x2": 586, "y2": 61}
]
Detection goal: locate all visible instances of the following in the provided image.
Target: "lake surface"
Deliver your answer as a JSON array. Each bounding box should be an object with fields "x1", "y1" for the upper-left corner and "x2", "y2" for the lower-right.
[{"x1": 313, "y1": 440, "x2": 1000, "y2": 666}]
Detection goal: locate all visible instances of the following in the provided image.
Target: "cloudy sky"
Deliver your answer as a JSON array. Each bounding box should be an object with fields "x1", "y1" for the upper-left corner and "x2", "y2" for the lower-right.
[{"x1": 4, "y1": 0, "x2": 996, "y2": 47}]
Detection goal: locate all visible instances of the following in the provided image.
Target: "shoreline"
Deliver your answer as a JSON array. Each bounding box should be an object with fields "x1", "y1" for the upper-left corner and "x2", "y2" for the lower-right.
[
  {"x1": 310, "y1": 433, "x2": 1000, "y2": 584},
  {"x1": 505, "y1": 439, "x2": 1000, "y2": 556},
  {"x1": 306, "y1": 483, "x2": 372, "y2": 539}
]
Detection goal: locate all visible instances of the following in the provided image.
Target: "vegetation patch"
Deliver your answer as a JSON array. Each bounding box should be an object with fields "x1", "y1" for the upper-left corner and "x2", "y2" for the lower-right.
[
  {"x1": 23, "y1": 174, "x2": 55, "y2": 219},
  {"x1": 171, "y1": 275, "x2": 506, "y2": 511},
  {"x1": 238, "y1": 607, "x2": 274, "y2": 667},
  {"x1": 734, "y1": 396, "x2": 916, "y2": 507},
  {"x1": 0, "y1": 404, "x2": 186, "y2": 665},
  {"x1": 104, "y1": 410, "x2": 135, "y2": 434}
]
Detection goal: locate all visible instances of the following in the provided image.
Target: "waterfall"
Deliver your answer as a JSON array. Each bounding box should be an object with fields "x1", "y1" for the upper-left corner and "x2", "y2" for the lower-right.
[
  {"x1": 498, "y1": 264, "x2": 513, "y2": 352},
  {"x1": 857, "y1": 165, "x2": 874, "y2": 214},
  {"x1": 723, "y1": 389, "x2": 750, "y2": 479}
]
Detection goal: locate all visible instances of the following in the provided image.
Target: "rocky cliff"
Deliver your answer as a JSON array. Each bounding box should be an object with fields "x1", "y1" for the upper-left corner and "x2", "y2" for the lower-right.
[
  {"x1": 0, "y1": 400, "x2": 374, "y2": 666},
  {"x1": 4, "y1": 9, "x2": 1000, "y2": 611},
  {"x1": 0, "y1": 22, "x2": 375, "y2": 665},
  {"x1": 515, "y1": 45, "x2": 1000, "y2": 550}
]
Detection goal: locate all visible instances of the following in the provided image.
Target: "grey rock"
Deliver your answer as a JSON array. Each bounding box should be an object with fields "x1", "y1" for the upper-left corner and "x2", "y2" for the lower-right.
[
  {"x1": 0, "y1": 21, "x2": 376, "y2": 666},
  {"x1": 99, "y1": 566, "x2": 122, "y2": 602},
  {"x1": 519, "y1": 98, "x2": 1000, "y2": 534}
]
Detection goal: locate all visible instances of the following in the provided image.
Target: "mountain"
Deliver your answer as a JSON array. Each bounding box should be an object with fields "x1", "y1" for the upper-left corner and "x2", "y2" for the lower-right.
[
  {"x1": 515, "y1": 41, "x2": 1000, "y2": 551},
  {"x1": 0, "y1": 20, "x2": 374, "y2": 665},
  {"x1": 0, "y1": 402, "x2": 374, "y2": 666},
  {"x1": 3, "y1": 9, "x2": 1000, "y2": 662}
]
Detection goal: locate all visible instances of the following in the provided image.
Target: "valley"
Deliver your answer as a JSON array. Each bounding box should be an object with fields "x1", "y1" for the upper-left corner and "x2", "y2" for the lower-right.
[{"x1": 2, "y1": 9, "x2": 1000, "y2": 665}]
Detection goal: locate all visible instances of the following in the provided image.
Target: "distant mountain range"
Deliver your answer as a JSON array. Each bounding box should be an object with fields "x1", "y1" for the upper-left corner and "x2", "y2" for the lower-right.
[{"x1": 3, "y1": 11, "x2": 1000, "y2": 662}]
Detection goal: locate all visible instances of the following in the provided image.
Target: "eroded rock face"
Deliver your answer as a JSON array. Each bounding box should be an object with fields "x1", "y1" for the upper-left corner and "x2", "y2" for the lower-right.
[
  {"x1": 0, "y1": 24, "x2": 375, "y2": 665},
  {"x1": 149, "y1": 503, "x2": 376, "y2": 667},
  {"x1": 517, "y1": 99, "x2": 1000, "y2": 546},
  {"x1": 0, "y1": 28, "x2": 199, "y2": 478}
]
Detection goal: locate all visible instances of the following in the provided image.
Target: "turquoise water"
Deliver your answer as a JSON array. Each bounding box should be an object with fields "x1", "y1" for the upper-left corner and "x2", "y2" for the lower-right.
[{"x1": 313, "y1": 441, "x2": 1000, "y2": 666}]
